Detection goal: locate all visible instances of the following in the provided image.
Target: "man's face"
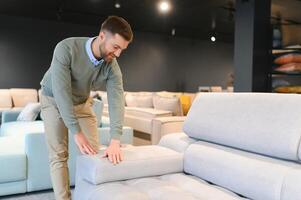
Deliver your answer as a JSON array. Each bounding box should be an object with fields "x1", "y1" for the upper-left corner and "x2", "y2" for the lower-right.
[{"x1": 99, "y1": 31, "x2": 130, "y2": 62}]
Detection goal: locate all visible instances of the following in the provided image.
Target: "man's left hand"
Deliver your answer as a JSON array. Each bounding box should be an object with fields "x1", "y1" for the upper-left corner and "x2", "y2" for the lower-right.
[{"x1": 103, "y1": 139, "x2": 123, "y2": 165}]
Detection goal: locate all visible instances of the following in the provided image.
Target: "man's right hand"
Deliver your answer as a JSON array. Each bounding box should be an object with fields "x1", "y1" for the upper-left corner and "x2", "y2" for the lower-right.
[{"x1": 74, "y1": 132, "x2": 97, "y2": 155}]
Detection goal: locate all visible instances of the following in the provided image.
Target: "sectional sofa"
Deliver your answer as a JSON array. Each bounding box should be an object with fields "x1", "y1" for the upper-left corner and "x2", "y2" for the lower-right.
[
  {"x1": 75, "y1": 93, "x2": 301, "y2": 200},
  {"x1": 0, "y1": 99, "x2": 134, "y2": 196}
]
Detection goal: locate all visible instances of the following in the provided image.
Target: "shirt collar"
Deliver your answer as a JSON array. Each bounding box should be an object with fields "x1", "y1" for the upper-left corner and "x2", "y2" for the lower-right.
[{"x1": 85, "y1": 37, "x2": 104, "y2": 66}]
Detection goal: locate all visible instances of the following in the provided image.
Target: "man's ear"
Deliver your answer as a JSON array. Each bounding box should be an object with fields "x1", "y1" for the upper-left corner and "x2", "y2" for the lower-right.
[{"x1": 99, "y1": 31, "x2": 105, "y2": 41}]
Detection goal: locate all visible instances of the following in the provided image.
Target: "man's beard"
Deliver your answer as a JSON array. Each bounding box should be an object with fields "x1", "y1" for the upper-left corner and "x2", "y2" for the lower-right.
[{"x1": 99, "y1": 43, "x2": 115, "y2": 63}]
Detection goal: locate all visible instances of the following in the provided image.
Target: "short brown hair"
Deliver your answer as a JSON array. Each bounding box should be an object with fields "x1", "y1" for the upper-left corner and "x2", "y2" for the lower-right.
[{"x1": 101, "y1": 16, "x2": 133, "y2": 42}]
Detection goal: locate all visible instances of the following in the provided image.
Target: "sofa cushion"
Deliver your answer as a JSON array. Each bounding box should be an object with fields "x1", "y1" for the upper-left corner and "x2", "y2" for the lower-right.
[
  {"x1": 17, "y1": 102, "x2": 41, "y2": 121},
  {"x1": 10, "y1": 88, "x2": 38, "y2": 107},
  {"x1": 0, "y1": 136, "x2": 26, "y2": 183},
  {"x1": 0, "y1": 121, "x2": 44, "y2": 137},
  {"x1": 75, "y1": 173, "x2": 249, "y2": 200},
  {"x1": 153, "y1": 95, "x2": 183, "y2": 116},
  {"x1": 0, "y1": 89, "x2": 12, "y2": 108},
  {"x1": 183, "y1": 93, "x2": 301, "y2": 161},
  {"x1": 125, "y1": 92, "x2": 153, "y2": 108},
  {"x1": 184, "y1": 141, "x2": 301, "y2": 200},
  {"x1": 76, "y1": 145, "x2": 183, "y2": 185}
]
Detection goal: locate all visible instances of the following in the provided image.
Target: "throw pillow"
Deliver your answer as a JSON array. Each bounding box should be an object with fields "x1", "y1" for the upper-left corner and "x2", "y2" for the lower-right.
[
  {"x1": 17, "y1": 102, "x2": 41, "y2": 121},
  {"x1": 125, "y1": 92, "x2": 153, "y2": 108},
  {"x1": 153, "y1": 95, "x2": 183, "y2": 116},
  {"x1": 180, "y1": 95, "x2": 191, "y2": 116}
]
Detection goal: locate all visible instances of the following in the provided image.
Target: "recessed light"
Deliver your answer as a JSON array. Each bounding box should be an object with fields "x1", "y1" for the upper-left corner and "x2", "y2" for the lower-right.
[
  {"x1": 158, "y1": 1, "x2": 170, "y2": 13},
  {"x1": 115, "y1": 0, "x2": 121, "y2": 8}
]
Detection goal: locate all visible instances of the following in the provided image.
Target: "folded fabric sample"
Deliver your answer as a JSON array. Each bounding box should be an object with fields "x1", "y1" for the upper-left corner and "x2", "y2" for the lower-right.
[
  {"x1": 274, "y1": 86, "x2": 301, "y2": 93},
  {"x1": 274, "y1": 62, "x2": 301, "y2": 72},
  {"x1": 274, "y1": 53, "x2": 301, "y2": 65}
]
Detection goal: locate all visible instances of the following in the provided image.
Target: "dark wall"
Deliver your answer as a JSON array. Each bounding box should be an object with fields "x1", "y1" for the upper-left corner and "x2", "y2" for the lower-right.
[{"x1": 0, "y1": 14, "x2": 234, "y2": 92}]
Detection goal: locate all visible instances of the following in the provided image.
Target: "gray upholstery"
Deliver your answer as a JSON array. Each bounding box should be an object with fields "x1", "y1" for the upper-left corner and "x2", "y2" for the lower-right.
[
  {"x1": 76, "y1": 145, "x2": 183, "y2": 185},
  {"x1": 184, "y1": 141, "x2": 301, "y2": 200},
  {"x1": 75, "y1": 173, "x2": 249, "y2": 200},
  {"x1": 75, "y1": 93, "x2": 301, "y2": 200},
  {"x1": 184, "y1": 93, "x2": 301, "y2": 161}
]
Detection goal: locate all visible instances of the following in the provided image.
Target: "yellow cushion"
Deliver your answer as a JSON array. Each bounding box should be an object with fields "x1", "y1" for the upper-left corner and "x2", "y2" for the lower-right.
[{"x1": 180, "y1": 95, "x2": 191, "y2": 115}]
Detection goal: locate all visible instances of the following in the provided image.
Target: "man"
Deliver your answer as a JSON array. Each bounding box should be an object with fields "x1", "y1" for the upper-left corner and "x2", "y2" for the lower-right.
[{"x1": 40, "y1": 16, "x2": 133, "y2": 200}]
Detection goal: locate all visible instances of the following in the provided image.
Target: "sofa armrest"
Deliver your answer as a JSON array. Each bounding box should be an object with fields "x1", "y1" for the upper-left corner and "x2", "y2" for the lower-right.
[
  {"x1": 1, "y1": 110, "x2": 21, "y2": 123},
  {"x1": 158, "y1": 132, "x2": 197, "y2": 153},
  {"x1": 76, "y1": 145, "x2": 183, "y2": 185},
  {"x1": 151, "y1": 116, "x2": 186, "y2": 145}
]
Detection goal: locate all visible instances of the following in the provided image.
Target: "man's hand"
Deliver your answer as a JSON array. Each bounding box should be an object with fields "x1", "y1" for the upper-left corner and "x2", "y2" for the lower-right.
[
  {"x1": 103, "y1": 139, "x2": 123, "y2": 165},
  {"x1": 74, "y1": 132, "x2": 97, "y2": 155}
]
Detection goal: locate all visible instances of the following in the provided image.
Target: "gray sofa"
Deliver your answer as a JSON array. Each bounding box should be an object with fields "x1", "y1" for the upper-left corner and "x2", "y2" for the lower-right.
[{"x1": 75, "y1": 93, "x2": 301, "y2": 200}]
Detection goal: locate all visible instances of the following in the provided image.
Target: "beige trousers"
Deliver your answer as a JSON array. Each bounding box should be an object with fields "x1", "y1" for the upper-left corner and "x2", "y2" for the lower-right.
[{"x1": 40, "y1": 94, "x2": 99, "y2": 200}]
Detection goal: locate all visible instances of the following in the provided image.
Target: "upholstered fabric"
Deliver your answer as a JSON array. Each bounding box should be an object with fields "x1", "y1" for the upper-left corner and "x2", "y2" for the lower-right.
[
  {"x1": 125, "y1": 92, "x2": 154, "y2": 108},
  {"x1": 153, "y1": 95, "x2": 183, "y2": 116},
  {"x1": 126, "y1": 107, "x2": 172, "y2": 119},
  {"x1": 75, "y1": 173, "x2": 249, "y2": 200},
  {"x1": 10, "y1": 88, "x2": 38, "y2": 107},
  {"x1": 0, "y1": 89, "x2": 12, "y2": 108},
  {"x1": 274, "y1": 53, "x2": 301, "y2": 65},
  {"x1": 183, "y1": 92, "x2": 197, "y2": 103},
  {"x1": 0, "y1": 181, "x2": 27, "y2": 196},
  {"x1": 179, "y1": 95, "x2": 191, "y2": 115},
  {"x1": 0, "y1": 137, "x2": 26, "y2": 183},
  {"x1": 184, "y1": 141, "x2": 301, "y2": 200},
  {"x1": 152, "y1": 117, "x2": 186, "y2": 145},
  {"x1": 156, "y1": 91, "x2": 183, "y2": 98},
  {"x1": 274, "y1": 63, "x2": 301, "y2": 72},
  {"x1": 159, "y1": 132, "x2": 196, "y2": 153},
  {"x1": 92, "y1": 98, "x2": 103, "y2": 127},
  {"x1": 17, "y1": 103, "x2": 41, "y2": 121},
  {"x1": 183, "y1": 93, "x2": 301, "y2": 161},
  {"x1": 0, "y1": 121, "x2": 44, "y2": 137},
  {"x1": 76, "y1": 145, "x2": 183, "y2": 185}
]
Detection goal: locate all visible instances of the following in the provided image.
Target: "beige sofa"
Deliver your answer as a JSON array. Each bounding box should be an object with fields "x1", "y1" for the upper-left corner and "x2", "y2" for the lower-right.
[
  {"x1": 0, "y1": 88, "x2": 38, "y2": 122},
  {"x1": 98, "y1": 91, "x2": 197, "y2": 144}
]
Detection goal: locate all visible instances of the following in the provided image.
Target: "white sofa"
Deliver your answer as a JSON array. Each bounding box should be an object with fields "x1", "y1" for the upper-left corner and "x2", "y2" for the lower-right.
[
  {"x1": 75, "y1": 92, "x2": 301, "y2": 200},
  {"x1": 98, "y1": 91, "x2": 195, "y2": 144}
]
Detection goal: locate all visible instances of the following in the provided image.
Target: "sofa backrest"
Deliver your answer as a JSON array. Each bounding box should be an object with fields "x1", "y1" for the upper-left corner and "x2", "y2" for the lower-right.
[
  {"x1": 183, "y1": 92, "x2": 301, "y2": 161},
  {"x1": 183, "y1": 93, "x2": 301, "y2": 200},
  {"x1": 10, "y1": 88, "x2": 38, "y2": 107},
  {"x1": 0, "y1": 89, "x2": 12, "y2": 108}
]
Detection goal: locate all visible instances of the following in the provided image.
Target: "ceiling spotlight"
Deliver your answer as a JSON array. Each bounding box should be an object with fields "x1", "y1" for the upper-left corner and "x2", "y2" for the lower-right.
[
  {"x1": 115, "y1": 1, "x2": 121, "y2": 8},
  {"x1": 211, "y1": 36, "x2": 216, "y2": 42},
  {"x1": 158, "y1": 1, "x2": 170, "y2": 13}
]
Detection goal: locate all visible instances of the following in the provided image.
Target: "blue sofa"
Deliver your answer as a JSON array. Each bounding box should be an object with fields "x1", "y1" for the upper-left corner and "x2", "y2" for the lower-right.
[
  {"x1": 0, "y1": 99, "x2": 133, "y2": 196},
  {"x1": 75, "y1": 93, "x2": 301, "y2": 200}
]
